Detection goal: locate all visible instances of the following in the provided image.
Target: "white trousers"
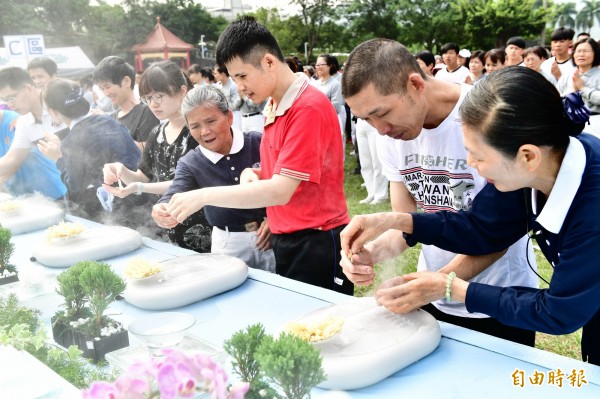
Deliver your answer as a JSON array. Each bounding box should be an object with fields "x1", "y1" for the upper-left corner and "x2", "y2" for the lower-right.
[
  {"x1": 356, "y1": 119, "x2": 388, "y2": 201},
  {"x1": 211, "y1": 226, "x2": 275, "y2": 273}
]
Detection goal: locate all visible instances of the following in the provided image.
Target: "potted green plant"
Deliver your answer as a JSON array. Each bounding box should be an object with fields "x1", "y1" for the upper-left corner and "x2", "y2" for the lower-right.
[
  {"x1": 52, "y1": 261, "x2": 129, "y2": 362},
  {"x1": 0, "y1": 293, "x2": 116, "y2": 389},
  {"x1": 224, "y1": 323, "x2": 325, "y2": 399},
  {"x1": 0, "y1": 227, "x2": 18, "y2": 285}
]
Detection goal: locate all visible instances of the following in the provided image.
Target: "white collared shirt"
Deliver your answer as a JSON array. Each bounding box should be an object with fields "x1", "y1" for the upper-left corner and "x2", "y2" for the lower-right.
[
  {"x1": 12, "y1": 107, "x2": 65, "y2": 149},
  {"x1": 534, "y1": 136, "x2": 586, "y2": 233},
  {"x1": 198, "y1": 126, "x2": 244, "y2": 164},
  {"x1": 263, "y1": 74, "x2": 309, "y2": 126}
]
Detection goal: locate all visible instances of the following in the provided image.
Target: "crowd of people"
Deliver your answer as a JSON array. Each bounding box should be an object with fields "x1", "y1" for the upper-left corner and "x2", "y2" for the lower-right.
[{"x1": 0, "y1": 18, "x2": 599, "y2": 365}]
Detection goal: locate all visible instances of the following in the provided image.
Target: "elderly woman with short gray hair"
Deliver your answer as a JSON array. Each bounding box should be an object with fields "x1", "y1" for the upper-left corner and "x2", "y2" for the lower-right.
[{"x1": 153, "y1": 85, "x2": 275, "y2": 272}]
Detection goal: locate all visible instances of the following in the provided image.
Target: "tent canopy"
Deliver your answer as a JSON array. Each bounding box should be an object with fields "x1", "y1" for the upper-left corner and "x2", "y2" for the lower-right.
[
  {"x1": 130, "y1": 17, "x2": 193, "y2": 71},
  {"x1": 0, "y1": 46, "x2": 95, "y2": 78}
]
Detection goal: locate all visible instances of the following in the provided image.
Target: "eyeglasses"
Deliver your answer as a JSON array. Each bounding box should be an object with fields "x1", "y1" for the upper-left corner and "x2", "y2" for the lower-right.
[
  {"x1": 141, "y1": 94, "x2": 165, "y2": 105},
  {"x1": 574, "y1": 49, "x2": 593, "y2": 55},
  {"x1": 315, "y1": 63, "x2": 328, "y2": 67},
  {"x1": 0, "y1": 86, "x2": 25, "y2": 104}
]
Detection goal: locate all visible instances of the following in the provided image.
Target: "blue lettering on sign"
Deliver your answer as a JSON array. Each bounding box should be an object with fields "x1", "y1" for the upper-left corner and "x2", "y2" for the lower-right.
[
  {"x1": 8, "y1": 40, "x2": 23, "y2": 56},
  {"x1": 27, "y1": 38, "x2": 43, "y2": 55}
]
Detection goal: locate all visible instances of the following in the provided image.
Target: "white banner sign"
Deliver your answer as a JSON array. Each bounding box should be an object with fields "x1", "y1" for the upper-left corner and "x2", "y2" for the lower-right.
[{"x1": 2, "y1": 35, "x2": 45, "y2": 59}]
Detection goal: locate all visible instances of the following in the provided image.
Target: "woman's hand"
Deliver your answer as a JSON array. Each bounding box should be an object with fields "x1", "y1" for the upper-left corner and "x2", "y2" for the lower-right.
[
  {"x1": 240, "y1": 168, "x2": 260, "y2": 184},
  {"x1": 375, "y1": 272, "x2": 447, "y2": 314},
  {"x1": 573, "y1": 69, "x2": 584, "y2": 91},
  {"x1": 255, "y1": 218, "x2": 272, "y2": 251},
  {"x1": 101, "y1": 182, "x2": 137, "y2": 199},
  {"x1": 37, "y1": 134, "x2": 62, "y2": 161},
  {"x1": 151, "y1": 203, "x2": 179, "y2": 229},
  {"x1": 103, "y1": 162, "x2": 130, "y2": 185},
  {"x1": 339, "y1": 246, "x2": 376, "y2": 286},
  {"x1": 166, "y1": 190, "x2": 205, "y2": 223}
]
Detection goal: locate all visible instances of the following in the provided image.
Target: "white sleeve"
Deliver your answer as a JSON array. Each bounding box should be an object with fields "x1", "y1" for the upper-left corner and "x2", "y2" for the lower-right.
[{"x1": 10, "y1": 117, "x2": 42, "y2": 149}]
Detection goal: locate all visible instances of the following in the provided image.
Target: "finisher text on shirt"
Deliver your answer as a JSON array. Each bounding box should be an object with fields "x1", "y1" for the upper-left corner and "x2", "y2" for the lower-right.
[{"x1": 404, "y1": 153, "x2": 469, "y2": 170}]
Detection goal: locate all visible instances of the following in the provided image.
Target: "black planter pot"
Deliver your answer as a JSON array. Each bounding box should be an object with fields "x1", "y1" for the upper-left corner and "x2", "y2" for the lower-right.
[
  {"x1": 51, "y1": 316, "x2": 129, "y2": 363},
  {"x1": 0, "y1": 273, "x2": 19, "y2": 286},
  {"x1": 51, "y1": 316, "x2": 76, "y2": 349},
  {"x1": 74, "y1": 327, "x2": 129, "y2": 363}
]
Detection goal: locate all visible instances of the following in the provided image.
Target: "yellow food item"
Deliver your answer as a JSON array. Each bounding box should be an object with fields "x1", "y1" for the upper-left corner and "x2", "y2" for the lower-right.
[
  {"x1": 0, "y1": 200, "x2": 20, "y2": 212},
  {"x1": 124, "y1": 257, "x2": 162, "y2": 279},
  {"x1": 47, "y1": 222, "x2": 85, "y2": 239},
  {"x1": 285, "y1": 316, "x2": 345, "y2": 342}
]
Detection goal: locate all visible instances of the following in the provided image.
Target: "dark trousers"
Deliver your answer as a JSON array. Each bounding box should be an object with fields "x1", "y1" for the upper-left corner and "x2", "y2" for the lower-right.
[
  {"x1": 582, "y1": 312, "x2": 600, "y2": 365},
  {"x1": 421, "y1": 303, "x2": 536, "y2": 347},
  {"x1": 271, "y1": 225, "x2": 354, "y2": 295}
]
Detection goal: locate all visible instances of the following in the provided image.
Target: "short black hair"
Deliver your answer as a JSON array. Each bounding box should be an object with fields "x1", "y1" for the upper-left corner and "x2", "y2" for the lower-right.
[
  {"x1": 485, "y1": 48, "x2": 506, "y2": 65},
  {"x1": 27, "y1": 57, "x2": 58, "y2": 76},
  {"x1": 523, "y1": 46, "x2": 549, "y2": 60},
  {"x1": 214, "y1": 64, "x2": 229, "y2": 76},
  {"x1": 216, "y1": 16, "x2": 284, "y2": 69},
  {"x1": 551, "y1": 27, "x2": 575, "y2": 41},
  {"x1": 440, "y1": 42, "x2": 460, "y2": 55},
  {"x1": 139, "y1": 60, "x2": 193, "y2": 98},
  {"x1": 415, "y1": 50, "x2": 435, "y2": 67},
  {"x1": 506, "y1": 36, "x2": 526, "y2": 49},
  {"x1": 342, "y1": 39, "x2": 425, "y2": 99},
  {"x1": 93, "y1": 56, "x2": 135, "y2": 89},
  {"x1": 200, "y1": 68, "x2": 215, "y2": 83},
  {"x1": 0, "y1": 67, "x2": 33, "y2": 91},
  {"x1": 317, "y1": 54, "x2": 339, "y2": 74}
]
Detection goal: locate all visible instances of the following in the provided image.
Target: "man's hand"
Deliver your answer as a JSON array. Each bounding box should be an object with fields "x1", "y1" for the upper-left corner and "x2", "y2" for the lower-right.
[
  {"x1": 255, "y1": 218, "x2": 272, "y2": 251},
  {"x1": 375, "y1": 272, "x2": 447, "y2": 314},
  {"x1": 550, "y1": 61, "x2": 562, "y2": 81}
]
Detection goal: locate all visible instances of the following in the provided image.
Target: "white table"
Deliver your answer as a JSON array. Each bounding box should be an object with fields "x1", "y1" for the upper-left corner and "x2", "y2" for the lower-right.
[{"x1": 5, "y1": 216, "x2": 600, "y2": 399}]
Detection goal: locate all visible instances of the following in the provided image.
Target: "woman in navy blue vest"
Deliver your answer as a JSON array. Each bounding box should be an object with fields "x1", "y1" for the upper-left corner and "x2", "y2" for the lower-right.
[{"x1": 341, "y1": 67, "x2": 600, "y2": 365}]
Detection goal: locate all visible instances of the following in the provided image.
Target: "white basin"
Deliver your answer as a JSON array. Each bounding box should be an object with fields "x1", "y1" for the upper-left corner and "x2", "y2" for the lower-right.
[
  {"x1": 0, "y1": 197, "x2": 64, "y2": 235},
  {"x1": 290, "y1": 297, "x2": 441, "y2": 390},
  {"x1": 123, "y1": 254, "x2": 248, "y2": 310},
  {"x1": 32, "y1": 225, "x2": 142, "y2": 267}
]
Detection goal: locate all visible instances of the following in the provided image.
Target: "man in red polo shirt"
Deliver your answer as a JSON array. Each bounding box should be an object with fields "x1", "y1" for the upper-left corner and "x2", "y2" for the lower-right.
[{"x1": 161, "y1": 16, "x2": 353, "y2": 295}]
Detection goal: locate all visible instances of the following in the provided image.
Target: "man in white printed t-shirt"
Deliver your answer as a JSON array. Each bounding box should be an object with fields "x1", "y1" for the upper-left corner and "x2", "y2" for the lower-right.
[
  {"x1": 434, "y1": 42, "x2": 471, "y2": 85},
  {"x1": 340, "y1": 38, "x2": 539, "y2": 347},
  {"x1": 0, "y1": 67, "x2": 65, "y2": 188},
  {"x1": 541, "y1": 27, "x2": 576, "y2": 82}
]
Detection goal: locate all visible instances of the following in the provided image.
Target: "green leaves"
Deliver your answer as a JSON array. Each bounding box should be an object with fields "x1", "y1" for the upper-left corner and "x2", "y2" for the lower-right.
[
  {"x1": 0, "y1": 226, "x2": 16, "y2": 274},
  {"x1": 56, "y1": 261, "x2": 125, "y2": 333},
  {"x1": 224, "y1": 324, "x2": 325, "y2": 399},
  {"x1": 256, "y1": 332, "x2": 325, "y2": 399}
]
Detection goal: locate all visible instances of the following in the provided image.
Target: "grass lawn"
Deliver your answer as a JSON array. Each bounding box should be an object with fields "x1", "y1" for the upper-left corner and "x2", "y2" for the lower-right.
[{"x1": 343, "y1": 149, "x2": 582, "y2": 361}]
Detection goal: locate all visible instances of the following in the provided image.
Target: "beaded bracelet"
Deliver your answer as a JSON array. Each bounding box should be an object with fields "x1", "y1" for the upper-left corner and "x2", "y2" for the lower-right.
[{"x1": 445, "y1": 271, "x2": 456, "y2": 302}]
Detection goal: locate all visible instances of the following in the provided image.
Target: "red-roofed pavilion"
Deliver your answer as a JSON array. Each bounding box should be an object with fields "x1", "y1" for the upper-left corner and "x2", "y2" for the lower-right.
[{"x1": 130, "y1": 16, "x2": 193, "y2": 71}]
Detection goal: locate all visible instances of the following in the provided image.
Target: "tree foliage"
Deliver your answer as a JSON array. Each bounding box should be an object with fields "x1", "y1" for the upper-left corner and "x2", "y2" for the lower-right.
[
  {"x1": 2, "y1": 0, "x2": 596, "y2": 67},
  {"x1": 453, "y1": 0, "x2": 547, "y2": 49},
  {"x1": 552, "y1": 1, "x2": 578, "y2": 29},
  {"x1": 576, "y1": 0, "x2": 600, "y2": 32}
]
